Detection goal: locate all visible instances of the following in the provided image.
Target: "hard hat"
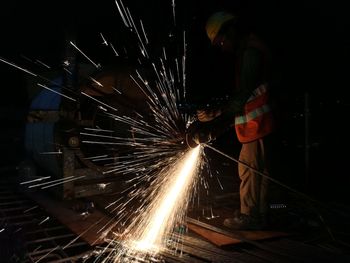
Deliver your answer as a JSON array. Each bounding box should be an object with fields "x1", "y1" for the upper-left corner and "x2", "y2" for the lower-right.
[{"x1": 205, "y1": 11, "x2": 235, "y2": 44}]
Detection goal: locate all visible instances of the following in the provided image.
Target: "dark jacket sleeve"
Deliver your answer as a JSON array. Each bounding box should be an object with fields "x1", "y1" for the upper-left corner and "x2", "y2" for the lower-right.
[
  {"x1": 225, "y1": 47, "x2": 263, "y2": 116},
  {"x1": 200, "y1": 48, "x2": 263, "y2": 140},
  {"x1": 188, "y1": 47, "x2": 264, "y2": 143}
]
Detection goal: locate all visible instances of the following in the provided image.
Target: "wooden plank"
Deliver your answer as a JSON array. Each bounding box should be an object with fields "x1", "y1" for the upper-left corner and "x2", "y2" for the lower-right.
[{"x1": 187, "y1": 223, "x2": 242, "y2": 246}]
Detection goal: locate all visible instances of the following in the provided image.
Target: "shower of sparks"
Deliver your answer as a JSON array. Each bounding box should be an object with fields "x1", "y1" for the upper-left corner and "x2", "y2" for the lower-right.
[
  {"x1": 94, "y1": 146, "x2": 202, "y2": 261},
  {"x1": 74, "y1": 2, "x2": 214, "y2": 260},
  {"x1": 133, "y1": 146, "x2": 200, "y2": 251},
  {"x1": 0, "y1": 1, "x2": 227, "y2": 262}
]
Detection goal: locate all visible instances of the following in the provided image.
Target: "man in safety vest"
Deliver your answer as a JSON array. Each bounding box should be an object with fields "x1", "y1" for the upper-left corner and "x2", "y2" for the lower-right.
[{"x1": 186, "y1": 11, "x2": 276, "y2": 230}]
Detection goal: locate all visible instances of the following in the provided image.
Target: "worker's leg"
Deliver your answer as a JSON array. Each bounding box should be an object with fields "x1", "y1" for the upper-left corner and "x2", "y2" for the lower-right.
[
  {"x1": 224, "y1": 137, "x2": 273, "y2": 229},
  {"x1": 239, "y1": 140, "x2": 260, "y2": 216}
]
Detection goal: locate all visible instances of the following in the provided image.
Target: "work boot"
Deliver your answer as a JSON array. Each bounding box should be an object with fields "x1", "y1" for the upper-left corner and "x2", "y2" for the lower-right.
[{"x1": 223, "y1": 212, "x2": 264, "y2": 230}]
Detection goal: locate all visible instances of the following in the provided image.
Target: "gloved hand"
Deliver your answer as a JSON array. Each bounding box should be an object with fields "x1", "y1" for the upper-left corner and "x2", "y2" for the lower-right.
[
  {"x1": 185, "y1": 121, "x2": 213, "y2": 148},
  {"x1": 185, "y1": 112, "x2": 235, "y2": 148}
]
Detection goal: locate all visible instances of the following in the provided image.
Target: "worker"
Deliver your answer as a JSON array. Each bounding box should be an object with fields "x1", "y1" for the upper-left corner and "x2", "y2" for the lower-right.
[{"x1": 186, "y1": 11, "x2": 276, "y2": 230}]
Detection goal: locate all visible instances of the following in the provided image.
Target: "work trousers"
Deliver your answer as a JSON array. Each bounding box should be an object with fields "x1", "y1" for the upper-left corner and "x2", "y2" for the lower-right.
[{"x1": 238, "y1": 136, "x2": 272, "y2": 217}]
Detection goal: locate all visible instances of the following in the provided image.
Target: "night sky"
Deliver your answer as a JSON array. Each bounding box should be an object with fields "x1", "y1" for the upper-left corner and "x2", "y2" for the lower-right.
[{"x1": 1, "y1": 0, "x2": 350, "y2": 204}]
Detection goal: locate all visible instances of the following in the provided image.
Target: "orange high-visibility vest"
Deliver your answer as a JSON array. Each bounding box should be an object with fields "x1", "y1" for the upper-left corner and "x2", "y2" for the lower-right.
[{"x1": 234, "y1": 84, "x2": 275, "y2": 143}]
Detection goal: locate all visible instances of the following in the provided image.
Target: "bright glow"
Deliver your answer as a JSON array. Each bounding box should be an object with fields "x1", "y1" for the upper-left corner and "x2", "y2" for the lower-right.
[
  {"x1": 134, "y1": 146, "x2": 200, "y2": 252},
  {"x1": 107, "y1": 146, "x2": 203, "y2": 262}
]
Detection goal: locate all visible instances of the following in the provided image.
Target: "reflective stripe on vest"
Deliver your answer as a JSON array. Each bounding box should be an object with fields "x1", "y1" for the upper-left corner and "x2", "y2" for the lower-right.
[
  {"x1": 247, "y1": 84, "x2": 268, "y2": 102},
  {"x1": 235, "y1": 104, "x2": 271, "y2": 125},
  {"x1": 234, "y1": 84, "x2": 275, "y2": 143}
]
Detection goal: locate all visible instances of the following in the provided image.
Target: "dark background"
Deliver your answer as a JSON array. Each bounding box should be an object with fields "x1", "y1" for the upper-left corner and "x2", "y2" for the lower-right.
[{"x1": 1, "y1": 0, "x2": 349, "y2": 205}]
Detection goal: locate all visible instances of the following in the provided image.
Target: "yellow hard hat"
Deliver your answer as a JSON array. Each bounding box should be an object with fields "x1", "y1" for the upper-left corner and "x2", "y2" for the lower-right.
[{"x1": 205, "y1": 11, "x2": 235, "y2": 43}]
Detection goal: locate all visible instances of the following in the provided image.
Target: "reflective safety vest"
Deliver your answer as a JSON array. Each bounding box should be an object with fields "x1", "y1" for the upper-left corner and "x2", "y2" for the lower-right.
[{"x1": 234, "y1": 84, "x2": 275, "y2": 143}]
